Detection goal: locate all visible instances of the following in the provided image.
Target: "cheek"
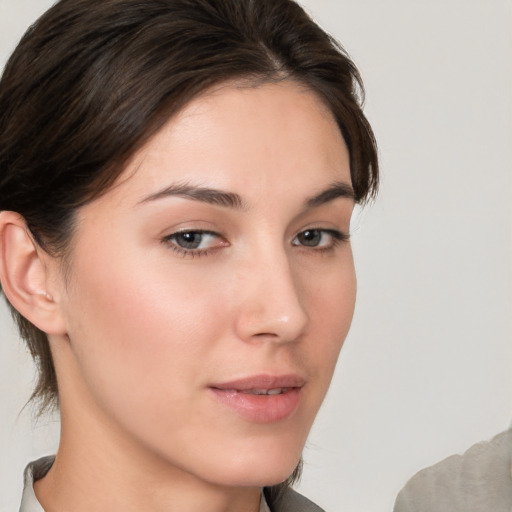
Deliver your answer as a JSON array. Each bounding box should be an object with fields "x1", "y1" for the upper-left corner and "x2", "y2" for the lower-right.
[
  {"x1": 63, "y1": 244, "x2": 229, "y2": 414},
  {"x1": 300, "y1": 255, "x2": 357, "y2": 377}
]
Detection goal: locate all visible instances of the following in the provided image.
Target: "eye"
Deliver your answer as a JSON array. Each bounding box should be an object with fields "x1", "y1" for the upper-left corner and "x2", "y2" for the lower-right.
[
  {"x1": 162, "y1": 230, "x2": 227, "y2": 256},
  {"x1": 292, "y1": 228, "x2": 348, "y2": 249}
]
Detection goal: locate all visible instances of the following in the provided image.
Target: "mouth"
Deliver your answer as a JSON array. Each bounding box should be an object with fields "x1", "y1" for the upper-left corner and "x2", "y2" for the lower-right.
[
  {"x1": 225, "y1": 387, "x2": 294, "y2": 396},
  {"x1": 208, "y1": 374, "x2": 305, "y2": 423}
]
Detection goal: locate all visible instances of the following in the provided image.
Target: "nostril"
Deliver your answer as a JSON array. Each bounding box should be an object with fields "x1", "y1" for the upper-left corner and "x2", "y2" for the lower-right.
[
  {"x1": 253, "y1": 332, "x2": 280, "y2": 338},
  {"x1": 234, "y1": 303, "x2": 309, "y2": 344}
]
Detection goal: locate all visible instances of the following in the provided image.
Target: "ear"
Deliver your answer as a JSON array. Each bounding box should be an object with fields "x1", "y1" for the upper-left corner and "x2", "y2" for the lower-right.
[{"x1": 0, "y1": 211, "x2": 67, "y2": 336}]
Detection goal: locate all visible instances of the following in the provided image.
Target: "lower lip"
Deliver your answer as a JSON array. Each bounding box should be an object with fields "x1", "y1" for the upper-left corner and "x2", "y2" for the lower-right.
[{"x1": 209, "y1": 387, "x2": 302, "y2": 423}]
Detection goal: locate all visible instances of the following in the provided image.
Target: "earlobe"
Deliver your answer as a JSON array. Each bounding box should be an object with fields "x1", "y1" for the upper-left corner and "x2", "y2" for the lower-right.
[{"x1": 0, "y1": 211, "x2": 67, "y2": 335}]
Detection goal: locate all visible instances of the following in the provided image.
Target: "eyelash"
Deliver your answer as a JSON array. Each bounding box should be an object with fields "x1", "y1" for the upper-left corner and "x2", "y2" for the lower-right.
[{"x1": 161, "y1": 228, "x2": 350, "y2": 258}]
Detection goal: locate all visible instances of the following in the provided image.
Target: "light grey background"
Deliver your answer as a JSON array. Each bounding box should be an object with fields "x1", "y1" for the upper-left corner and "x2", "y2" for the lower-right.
[{"x1": 1, "y1": 1, "x2": 511, "y2": 511}]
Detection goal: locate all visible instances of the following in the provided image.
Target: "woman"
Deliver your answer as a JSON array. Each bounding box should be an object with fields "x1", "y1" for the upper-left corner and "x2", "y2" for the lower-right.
[{"x1": 0, "y1": 0, "x2": 378, "y2": 511}]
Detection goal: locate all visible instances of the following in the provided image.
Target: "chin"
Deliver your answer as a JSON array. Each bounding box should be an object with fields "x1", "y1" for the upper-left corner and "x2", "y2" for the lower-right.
[
  {"x1": 202, "y1": 443, "x2": 303, "y2": 488},
  {"x1": 211, "y1": 464, "x2": 299, "y2": 489},
  {"x1": 206, "y1": 420, "x2": 311, "y2": 487}
]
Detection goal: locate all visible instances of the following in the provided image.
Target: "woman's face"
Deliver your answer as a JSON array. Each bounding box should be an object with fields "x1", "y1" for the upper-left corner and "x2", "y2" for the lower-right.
[{"x1": 54, "y1": 80, "x2": 356, "y2": 487}]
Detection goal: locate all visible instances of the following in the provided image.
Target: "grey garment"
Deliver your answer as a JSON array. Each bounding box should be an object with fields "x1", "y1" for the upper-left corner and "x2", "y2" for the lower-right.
[
  {"x1": 394, "y1": 429, "x2": 512, "y2": 512},
  {"x1": 265, "y1": 487, "x2": 325, "y2": 512},
  {"x1": 19, "y1": 456, "x2": 323, "y2": 512}
]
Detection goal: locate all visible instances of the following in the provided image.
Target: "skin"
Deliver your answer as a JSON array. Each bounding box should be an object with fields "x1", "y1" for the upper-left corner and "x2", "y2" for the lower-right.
[{"x1": 31, "y1": 80, "x2": 357, "y2": 512}]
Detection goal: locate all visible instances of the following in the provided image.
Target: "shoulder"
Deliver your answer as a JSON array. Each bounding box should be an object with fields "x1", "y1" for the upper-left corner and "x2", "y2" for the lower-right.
[
  {"x1": 265, "y1": 486, "x2": 326, "y2": 512},
  {"x1": 393, "y1": 429, "x2": 512, "y2": 512}
]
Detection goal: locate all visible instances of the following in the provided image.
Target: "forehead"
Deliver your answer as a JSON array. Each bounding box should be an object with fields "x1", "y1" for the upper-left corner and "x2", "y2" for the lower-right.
[{"x1": 97, "y1": 80, "x2": 351, "y2": 208}]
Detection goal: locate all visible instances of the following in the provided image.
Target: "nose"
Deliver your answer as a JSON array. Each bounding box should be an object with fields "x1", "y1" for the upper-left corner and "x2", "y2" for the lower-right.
[{"x1": 233, "y1": 249, "x2": 309, "y2": 344}]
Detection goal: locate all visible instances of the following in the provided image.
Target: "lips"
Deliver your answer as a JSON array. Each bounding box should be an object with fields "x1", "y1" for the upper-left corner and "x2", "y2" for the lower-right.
[{"x1": 209, "y1": 374, "x2": 305, "y2": 423}]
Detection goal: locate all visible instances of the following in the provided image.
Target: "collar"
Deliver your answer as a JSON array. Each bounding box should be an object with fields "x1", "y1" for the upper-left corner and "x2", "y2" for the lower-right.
[
  {"x1": 20, "y1": 456, "x2": 272, "y2": 512},
  {"x1": 19, "y1": 456, "x2": 53, "y2": 512}
]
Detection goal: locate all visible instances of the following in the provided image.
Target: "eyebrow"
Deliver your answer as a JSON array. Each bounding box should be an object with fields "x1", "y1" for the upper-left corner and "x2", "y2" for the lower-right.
[
  {"x1": 139, "y1": 180, "x2": 354, "y2": 210},
  {"x1": 139, "y1": 182, "x2": 245, "y2": 209},
  {"x1": 305, "y1": 181, "x2": 355, "y2": 208}
]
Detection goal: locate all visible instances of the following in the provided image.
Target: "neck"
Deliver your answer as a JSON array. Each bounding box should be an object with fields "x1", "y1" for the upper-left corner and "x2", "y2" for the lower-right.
[
  {"x1": 35, "y1": 412, "x2": 261, "y2": 512},
  {"x1": 34, "y1": 342, "x2": 261, "y2": 512}
]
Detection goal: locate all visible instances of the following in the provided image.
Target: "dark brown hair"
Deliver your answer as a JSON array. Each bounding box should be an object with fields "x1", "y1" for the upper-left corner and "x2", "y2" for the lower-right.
[{"x1": 0, "y1": 0, "x2": 378, "y2": 491}]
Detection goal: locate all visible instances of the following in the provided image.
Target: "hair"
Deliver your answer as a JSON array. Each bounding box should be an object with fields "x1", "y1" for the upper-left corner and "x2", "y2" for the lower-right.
[{"x1": 0, "y1": 0, "x2": 378, "y2": 494}]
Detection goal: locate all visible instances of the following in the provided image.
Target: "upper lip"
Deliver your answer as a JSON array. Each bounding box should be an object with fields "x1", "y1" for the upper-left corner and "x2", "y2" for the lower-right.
[{"x1": 210, "y1": 374, "x2": 305, "y2": 391}]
